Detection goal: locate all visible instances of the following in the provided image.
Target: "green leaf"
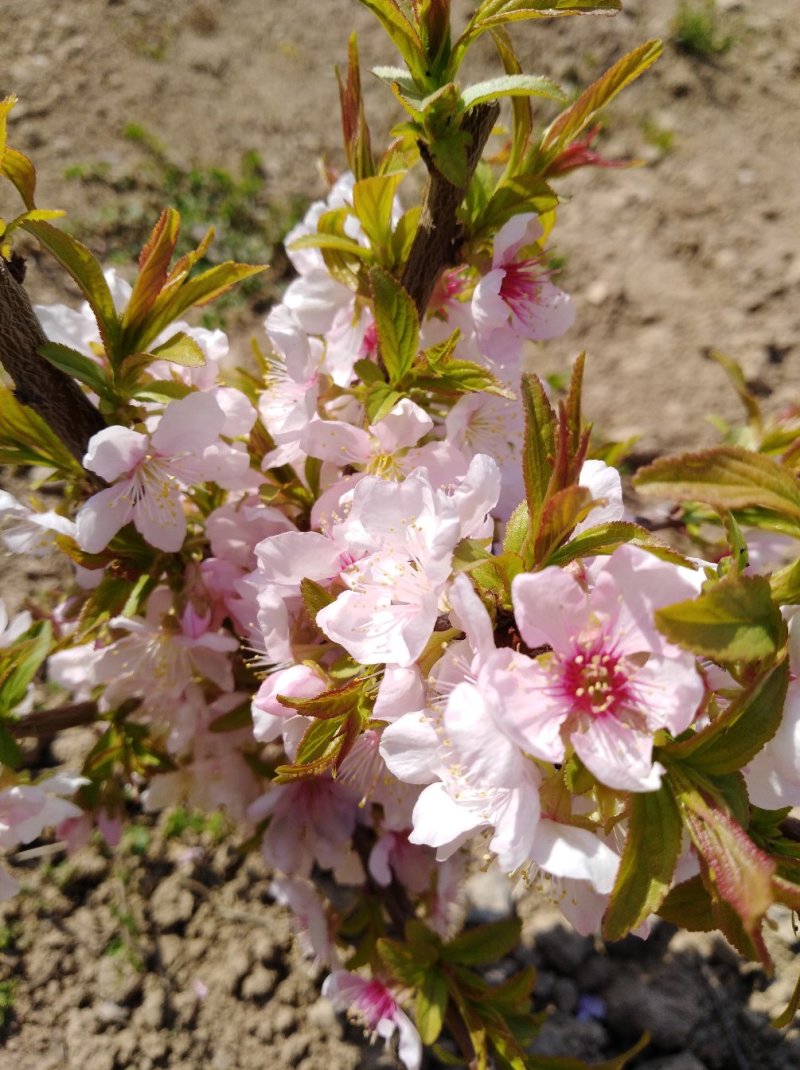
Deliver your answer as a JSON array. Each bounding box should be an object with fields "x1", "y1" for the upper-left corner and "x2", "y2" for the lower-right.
[
  {"x1": 633, "y1": 445, "x2": 800, "y2": 522},
  {"x1": 38, "y1": 343, "x2": 110, "y2": 397},
  {"x1": 0, "y1": 727, "x2": 22, "y2": 769},
  {"x1": 300, "y1": 578, "x2": 336, "y2": 620},
  {"x1": 520, "y1": 373, "x2": 556, "y2": 532},
  {"x1": 664, "y1": 658, "x2": 789, "y2": 776},
  {"x1": 603, "y1": 786, "x2": 683, "y2": 940},
  {"x1": 0, "y1": 621, "x2": 52, "y2": 715},
  {"x1": 277, "y1": 676, "x2": 365, "y2": 720},
  {"x1": 490, "y1": 28, "x2": 531, "y2": 174},
  {"x1": 455, "y1": 0, "x2": 622, "y2": 61},
  {"x1": 352, "y1": 172, "x2": 406, "y2": 255},
  {"x1": 208, "y1": 700, "x2": 253, "y2": 733},
  {"x1": 21, "y1": 218, "x2": 120, "y2": 357},
  {"x1": 471, "y1": 174, "x2": 558, "y2": 239},
  {"x1": 365, "y1": 383, "x2": 403, "y2": 425},
  {"x1": 416, "y1": 970, "x2": 448, "y2": 1045},
  {"x1": 539, "y1": 40, "x2": 662, "y2": 161},
  {"x1": 1, "y1": 146, "x2": 38, "y2": 211},
  {"x1": 417, "y1": 358, "x2": 514, "y2": 397},
  {"x1": 769, "y1": 555, "x2": 800, "y2": 606},
  {"x1": 370, "y1": 267, "x2": 419, "y2": 385},
  {"x1": 353, "y1": 358, "x2": 386, "y2": 385},
  {"x1": 427, "y1": 126, "x2": 472, "y2": 186},
  {"x1": 546, "y1": 520, "x2": 695, "y2": 568},
  {"x1": 377, "y1": 937, "x2": 432, "y2": 987},
  {"x1": 658, "y1": 874, "x2": 715, "y2": 931},
  {"x1": 0, "y1": 387, "x2": 83, "y2": 475},
  {"x1": 356, "y1": 0, "x2": 426, "y2": 84},
  {"x1": 461, "y1": 73, "x2": 565, "y2": 110},
  {"x1": 654, "y1": 572, "x2": 786, "y2": 663},
  {"x1": 502, "y1": 501, "x2": 530, "y2": 554},
  {"x1": 443, "y1": 917, "x2": 522, "y2": 966},
  {"x1": 148, "y1": 330, "x2": 207, "y2": 367}
]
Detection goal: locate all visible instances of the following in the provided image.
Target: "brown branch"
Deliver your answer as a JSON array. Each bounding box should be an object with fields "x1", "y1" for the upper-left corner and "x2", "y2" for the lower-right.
[
  {"x1": 0, "y1": 256, "x2": 106, "y2": 466},
  {"x1": 7, "y1": 701, "x2": 98, "y2": 738},
  {"x1": 401, "y1": 101, "x2": 500, "y2": 318}
]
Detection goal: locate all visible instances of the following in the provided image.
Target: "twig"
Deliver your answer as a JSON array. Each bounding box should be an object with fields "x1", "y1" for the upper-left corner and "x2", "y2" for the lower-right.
[
  {"x1": 0, "y1": 256, "x2": 106, "y2": 466},
  {"x1": 401, "y1": 102, "x2": 500, "y2": 318},
  {"x1": 7, "y1": 701, "x2": 99, "y2": 738}
]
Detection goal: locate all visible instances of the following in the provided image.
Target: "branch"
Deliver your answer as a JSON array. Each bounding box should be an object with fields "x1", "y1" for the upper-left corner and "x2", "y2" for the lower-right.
[
  {"x1": 0, "y1": 256, "x2": 106, "y2": 466},
  {"x1": 401, "y1": 101, "x2": 500, "y2": 318},
  {"x1": 7, "y1": 701, "x2": 98, "y2": 738}
]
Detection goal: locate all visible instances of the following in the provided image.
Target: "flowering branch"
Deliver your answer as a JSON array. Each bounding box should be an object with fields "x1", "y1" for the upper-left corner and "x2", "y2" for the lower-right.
[
  {"x1": 0, "y1": 256, "x2": 105, "y2": 467},
  {"x1": 401, "y1": 101, "x2": 499, "y2": 317}
]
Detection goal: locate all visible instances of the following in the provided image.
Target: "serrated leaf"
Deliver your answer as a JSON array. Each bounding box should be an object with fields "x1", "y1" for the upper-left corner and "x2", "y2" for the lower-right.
[
  {"x1": 771, "y1": 555, "x2": 800, "y2": 605},
  {"x1": 603, "y1": 786, "x2": 683, "y2": 940},
  {"x1": 427, "y1": 126, "x2": 472, "y2": 186},
  {"x1": 545, "y1": 520, "x2": 695, "y2": 568},
  {"x1": 370, "y1": 266, "x2": 419, "y2": 385},
  {"x1": 665, "y1": 658, "x2": 789, "y2": 775},
  {"x1": 130, "y1": 380, "x2": 192, "y2": 403},
  {"x1": 377, "y1": 937, "x2": 430, "y2": 987},
  {"x1": 540, "y1": 40, "x2": 662, "y2": 161},
  {"x1": 121, "y1": 208, "x2": 180, "y2": 341},
  {"x1": 21, "y1": 218, "x2": 119, "y2": 357},
  {"x1": 300, "y1": 577, "x2": 336, "y2": 620},
  {"x1": 461, "y1": 73, "x2": 565, "y2": 111},
  {"x1": 38, "y1": 343, "x2": 110, "y2": 396},
  {"x1": 418, "y1": 358, "x2": 514, "y2": 397},
  {"x1": 353, "y1": 358, "x2": 386, "y2": 385},
  {"x1": 148, "y1": 330, "x2": 207, "y2": 367},
  {"x1": 491, "y1": 28, "x2": 531, "y2": 174},
  {"x1": 352, "y1": 171, "x2": 406, "y2": 254},
  {"x1": 654, "y1": 572, "x2": 785, "y2": 663},
  {"x1": 443, "y1": 917, "x2": 522, "y2": 966},
  {"x1": 277, "y1": 675, "x2": 364, "y2": 719},
  {"x1": 456, "y1": 0, "x2": 622, "y2": 60},
  {"x1": 365, "y1": 383, "x2": 403, "y2": 424},
  {"x1": 472, "y1": 174, "x2": 558, "y2": 238},
  {"x1": 532, "y1": 484, "x2": 593, "y2": 565},
  {"x1": 502, "y1": 501, "x2": 530, "y2": 554},
  {"x1": 633, "y1": 446, "x2": 800, "y2": 522},
  {"x1": 520, "y1": 373, "x2": 557, "y2": 532},
  {"x1": 416, "y1": 970, "x2": 448, "y2": 1045},
  {"x1": 657, "y1": 874, "x2": 715, "y2": 931},
  {"x1": 356, "y1": 0, "x2": 426, "y2": 83},
  {"x1": 289, "y1": 231, "x2": 372, "y2": 258}
]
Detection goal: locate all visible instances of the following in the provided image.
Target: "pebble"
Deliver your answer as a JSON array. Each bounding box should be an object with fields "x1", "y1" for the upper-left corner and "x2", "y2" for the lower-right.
[
  {"x1": 149, "y1": 874, "x2": 195, "y2": 930},
  {"x1": 241, "y1": 965, "x2": 279, "y2": 1001},
  {"x1": 536, "y1": 927, "x2": 593, "y2": 976}
]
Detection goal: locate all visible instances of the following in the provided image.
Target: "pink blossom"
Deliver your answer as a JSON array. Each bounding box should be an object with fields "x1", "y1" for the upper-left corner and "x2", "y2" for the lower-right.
[
  {"x1": 0, "y1": 491, "x2": 76, "y2": 556},
  {"x1": 77, "y1": 392, "x2": 254, "y2": 553},
  {"x1": 322, "y1": 971, "x2": 422, "y2": 1070},
  {"x1": 472, "y1": 213, "x2": 574, "y2": 363},
  {"x1": 504, "y1": 545, "x2": 704, "y2": 791}
]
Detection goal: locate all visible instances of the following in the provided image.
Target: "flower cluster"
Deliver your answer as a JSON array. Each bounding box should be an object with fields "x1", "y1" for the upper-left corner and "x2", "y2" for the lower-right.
[{"x1": 2, "y1": 6, "x2": 799, "y2": 1065}]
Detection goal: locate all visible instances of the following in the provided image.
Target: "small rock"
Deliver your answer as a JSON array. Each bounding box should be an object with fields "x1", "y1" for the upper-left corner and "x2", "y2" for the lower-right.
[
  {"x1": 95, "y1": 956, "x2": 143, "y2": 1005},
  {"x1": 553, "y1": 977, "x2": 579, "y2": 1014},
  {"x1": 241, "y1": 965, "x2": 279, "y2": 1002},
  {"x1": 585, "y1": 280, "x2": 610, "y2": 306},
  {"x1": 604, "y1": 966, "x2": 705, "y2": 1049},
  {"x1": 536, "y1": 927, "x2": 593, "y2": 976},
  {"x1": 150, "y1": 875, "x2": 195, "y2": 931},
  {"x1": 134, "y1": 980, "x2": 168, "y2": 1029},
  {"x1": 94, "y1": 999, "x2": 129, "y2": 1026}
]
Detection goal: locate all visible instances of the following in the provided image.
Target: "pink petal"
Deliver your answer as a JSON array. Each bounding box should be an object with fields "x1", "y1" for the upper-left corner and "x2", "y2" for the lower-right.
[
  {"x1": 150, "y1": 391, "x2": 225, "y2": 456},
  {"x1": 76, "y1": 483, "x2": 135, "y2": 552},
  {"x1": 84, "y1": 426, "x2": 147, "y2": 482}
]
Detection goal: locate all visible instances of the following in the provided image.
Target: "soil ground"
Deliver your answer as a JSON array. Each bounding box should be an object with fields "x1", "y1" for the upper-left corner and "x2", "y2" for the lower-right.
[{"x1": 1, "y1": 1, "x2": 800, "y2": 1068}]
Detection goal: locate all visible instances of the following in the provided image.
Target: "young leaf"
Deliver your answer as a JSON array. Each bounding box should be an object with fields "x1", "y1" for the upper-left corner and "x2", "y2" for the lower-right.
[
  {"x1": 532, "y1": 484, "x2": 593, "y2": 565},
  {"x1": 665, "y1": 658, "x2": 789, "y2": 776},
  {"x1": 520, "y1": 373, "x2": 556, "y2": 531},
  {"x1": 461, "y1": 73, "x2": 565, "y2": 111},
  {"x1": 0, "y1": 727, "x2": 22, "y2": 769},
  {"x1": 352, "y1": 172, "x2": 406, "y2": 256},
  {"x1": 370, "y1": 266, "x2": 419, "y2": 385},
  {"x1": 455, "y1": 0, "x2": 622, "y2": 61},
  {"x1": 416, "y1": 970, "x2": 448, "y2": 1045},
  {"x1": 490, "y1": 28, "x2": 531, "y2": 175},
  {"x1": 120, "y1": 208, "x2": 181, "y2": 342},
  {"x1": 38, "y1": 343, "x2": 110, "y2": 397},
  {"x1": 538, "y1": 40, "x2": 663, "y2": 162},
  {"x1": 337, "y1": 32, "x2": 375, "y2": 180},
  {"x1": 21, "y1": 218, "x2": 120, "y2": 357},
  {"x1": 634, "y1": 446, "x2": 800, "y2": 522},
  {"x1": 443, "y1": 917, "x2": 522, "y2": 966},
  {"x1": 148, "y1": 331, "x2": 207, "y2": 367},
  {"x1": 355, "y1": 0, "x2": 426, "y2": 84},
  {"x1": 0, "y1": 387, "x2": 84, "y2": 475},
  {"x1": 300, "y1": 577, "x2": 336, "y2": 620},
  {"x1": 545, "y1": 520, "x2": 695, "y2": 569},
  {"x1": 654, "y1": 572, "x2": 786, "y2": 663},
  {"x1": 603, "y1": 786, "x2": 683, "y2": 940}
]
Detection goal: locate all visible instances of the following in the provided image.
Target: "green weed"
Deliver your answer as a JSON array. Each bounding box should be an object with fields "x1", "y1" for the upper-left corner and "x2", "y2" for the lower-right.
[
  {"x1": 164, "y1": 806, "x2": 226, "y2": 843},
  {"x1": 65, "y1": 126, "x2": 306, "y2": 325},
  {"x1": 673, "y1": 1, "x2": 734, "y2": 58},
  {"x1": 0, "y1": 980, "x2": 15, "y2": 1031}
]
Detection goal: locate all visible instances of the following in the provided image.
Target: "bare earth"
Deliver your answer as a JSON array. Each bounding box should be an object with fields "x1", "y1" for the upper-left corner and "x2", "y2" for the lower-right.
[{"x1": 1, "y1": 1, "x2": 800, "y2": 1068}]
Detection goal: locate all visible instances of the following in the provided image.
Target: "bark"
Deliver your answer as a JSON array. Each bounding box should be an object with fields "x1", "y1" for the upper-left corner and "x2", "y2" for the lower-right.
[
  {"x1": 401, "y1": 101, "x2": 500, "y2": 318},
  {"x1": 0, "y1": 255, "x2": 105, "y2": 466}
]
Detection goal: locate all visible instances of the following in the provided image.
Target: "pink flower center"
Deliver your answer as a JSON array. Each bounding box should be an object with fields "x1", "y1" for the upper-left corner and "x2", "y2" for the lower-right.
[
  {"x1": 500, "y1": 259, "x2": 546, "y2": 325},
  {"x1": 357, "y1": 979, "x2": 398, "y2": 1030},
  {"x1": 559, "y1": 640, "x2": 633, "y2": 719}
]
